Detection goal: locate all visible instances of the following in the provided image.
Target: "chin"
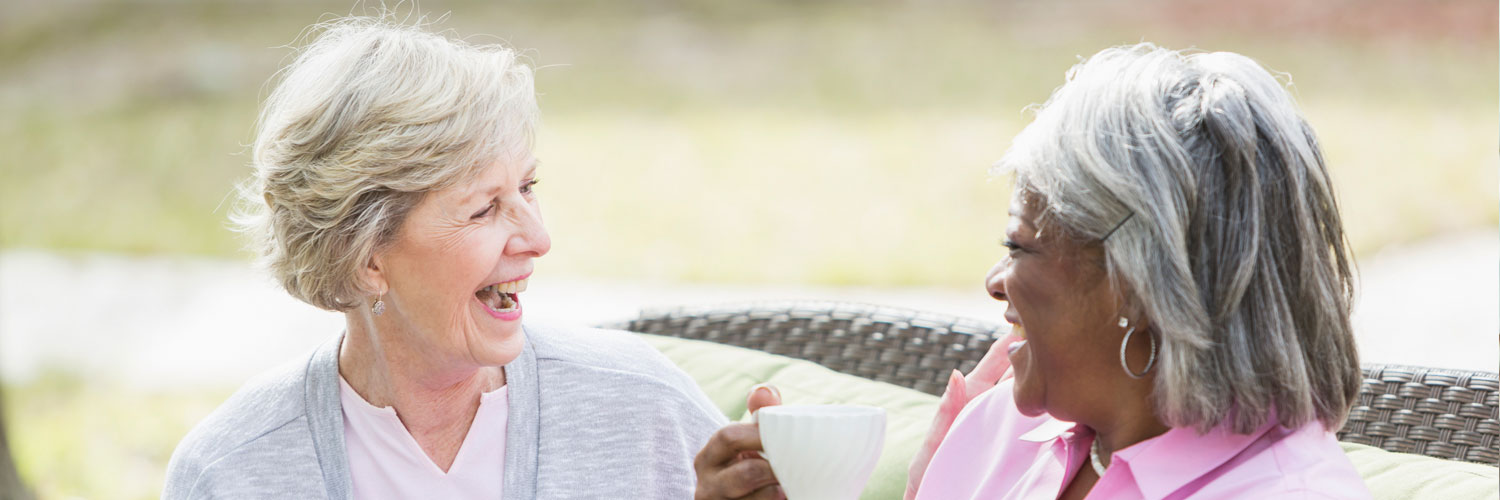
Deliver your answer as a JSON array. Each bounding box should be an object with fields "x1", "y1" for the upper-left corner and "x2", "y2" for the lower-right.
[
  {"x1": 1011, "y1": 379, "x2": 1048, "y2": 417},
  {"x1": 473, "y1": 325, "x2": 526, "y2": 366},
  {"x1": 1014, "y1": 396, "x2": 1048, "y2": 418}
]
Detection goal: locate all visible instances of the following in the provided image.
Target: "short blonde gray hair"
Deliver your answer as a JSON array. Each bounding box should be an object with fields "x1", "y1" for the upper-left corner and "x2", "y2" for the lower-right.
[
  {"x1": 997, "y1": 44, "x2": 1360, "y2": 433},
  {"x1": 235, "y1": 17, "x2": 538, "y2": 311}
]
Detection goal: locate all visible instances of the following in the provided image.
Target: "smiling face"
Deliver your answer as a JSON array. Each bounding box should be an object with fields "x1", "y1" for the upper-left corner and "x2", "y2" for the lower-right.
[
  {"x1": 988, "y1": 190, "x2": 1129, "y2": 422},
  {"x1": 369, "y1": 155, "x2": 550, "y2": 369}
]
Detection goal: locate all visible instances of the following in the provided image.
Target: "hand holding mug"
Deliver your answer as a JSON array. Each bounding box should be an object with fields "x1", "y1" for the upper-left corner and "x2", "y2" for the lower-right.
[{"x1": 694, "y1": 385, "x2": 785, "y2": 500}]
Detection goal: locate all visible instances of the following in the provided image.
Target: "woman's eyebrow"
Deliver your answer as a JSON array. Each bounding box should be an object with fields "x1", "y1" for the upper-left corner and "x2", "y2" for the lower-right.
[
  {"x1": 461, "y1": 159, "x2": 539, "y2": 205},
  {"x1": 1006, "y1": 210, "x2": 1035, "y2": 229},
  {"x1": 461, "y1": 184, "x2": 503, "y2": 205}
]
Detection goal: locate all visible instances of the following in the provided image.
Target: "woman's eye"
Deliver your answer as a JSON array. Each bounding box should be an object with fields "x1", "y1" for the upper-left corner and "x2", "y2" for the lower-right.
[
  {"x1": 471, "y1": 201, "x2": 496, "y2": 219},
  {"x1": 520, "y1": 178, "x2": 539, "y2": 195},
  {"x1": 1001, "y1": 239, "x2": 1024, "y2": 256}
]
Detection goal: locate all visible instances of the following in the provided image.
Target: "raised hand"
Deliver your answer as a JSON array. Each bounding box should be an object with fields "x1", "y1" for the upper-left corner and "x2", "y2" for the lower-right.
[{"x1": 904, "y1": 333, "x2": 1020, "y2": 499}]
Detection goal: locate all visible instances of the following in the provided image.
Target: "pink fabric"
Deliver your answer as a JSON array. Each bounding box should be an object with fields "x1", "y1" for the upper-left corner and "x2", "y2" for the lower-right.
[
  {"x1": 340, "y1": 377, "x2": 508, "y2": 499},
  {"x1": 916, "y1": 380, "x2": 1372, "y2": 499}
]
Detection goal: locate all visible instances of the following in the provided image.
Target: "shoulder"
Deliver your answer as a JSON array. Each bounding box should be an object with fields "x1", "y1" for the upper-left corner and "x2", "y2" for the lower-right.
[
  {"x1": 528, "y1": 321, "x2": 669, "y2": 364},
  {"x1": 525, "y1": 322, "x2": 712, "y2": 393},
  {"x1": 1196, "y1": 422, "x2": 1372, "y2": 500},
  {"x1": 524, "y1": 323, "x2": 726, "y2": 498},
  {"x1": 524, "y1": 321, "x2": 727, "y2": 425},
  {"x1": 1259, "y1": 424, "x2": 1372, "y2": 499},
  {"x1": 163, "y1": 351, "x2": 318, "y2": 498}
]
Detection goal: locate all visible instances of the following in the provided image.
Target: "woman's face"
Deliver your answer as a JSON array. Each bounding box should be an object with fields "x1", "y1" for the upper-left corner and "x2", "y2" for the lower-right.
[
  {"x1": 988, "y1": 190, "x2": 1124, "y2": 422},
  {"x1": 371, "y1": 154, "x2": 550, "y2": 369}
]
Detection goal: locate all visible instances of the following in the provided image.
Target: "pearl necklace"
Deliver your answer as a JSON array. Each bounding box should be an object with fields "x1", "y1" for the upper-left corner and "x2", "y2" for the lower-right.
[{"x1": 1089, "y1": 438, "x2": 1109, "y2": 478}]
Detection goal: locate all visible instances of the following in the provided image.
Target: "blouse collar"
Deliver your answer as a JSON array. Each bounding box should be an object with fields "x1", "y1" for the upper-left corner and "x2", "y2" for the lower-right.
[{"x1": 1011, "y1": 412, "x2": 1283, "y2": 499}]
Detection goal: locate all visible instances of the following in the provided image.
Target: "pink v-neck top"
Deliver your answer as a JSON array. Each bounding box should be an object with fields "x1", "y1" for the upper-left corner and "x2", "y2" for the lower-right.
[
  {"x1": 916, "y1": 380, "x2": 1372, "y2": 499},
  {"x1": 339, "y1": 376, "x2": 508, "y2": 499}
]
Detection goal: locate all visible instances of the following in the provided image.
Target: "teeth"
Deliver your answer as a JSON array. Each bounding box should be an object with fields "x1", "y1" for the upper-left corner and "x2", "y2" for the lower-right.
[{"x1": 484, "y1": 277, "x2": 529, "y2": 295}]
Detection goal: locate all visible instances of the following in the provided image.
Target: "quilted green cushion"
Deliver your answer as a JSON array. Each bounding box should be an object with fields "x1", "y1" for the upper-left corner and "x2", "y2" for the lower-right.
[
  {"x1": 639, "y1": 333, "x2": 1500, "y2": 500},
  {"x1": 1340, "y1": 442, "x2": 1498, "y2": 500},
  {"x1": 640, "y1": 333, "x2": 938, "y2": 500}
]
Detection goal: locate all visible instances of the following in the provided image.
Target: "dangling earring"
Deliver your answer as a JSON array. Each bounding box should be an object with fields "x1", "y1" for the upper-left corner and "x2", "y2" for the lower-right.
[
  {"x1": 1118, "y1": 316, "x2": 1156, "y2": 379},
  {"x1": 371, "y1": 293, "x2": 386, "y2": 316}
]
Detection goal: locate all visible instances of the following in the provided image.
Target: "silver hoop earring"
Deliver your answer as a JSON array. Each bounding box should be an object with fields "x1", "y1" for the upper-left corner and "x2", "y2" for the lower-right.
[
  {"x1": 1119, "y1": 317, "x2": 1156, "y2": 379},
  {"x1": 371, "y1": 294, "x2": 386, "y2": 316}
]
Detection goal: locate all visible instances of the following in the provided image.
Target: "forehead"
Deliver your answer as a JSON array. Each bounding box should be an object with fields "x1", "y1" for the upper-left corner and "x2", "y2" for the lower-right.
[
  {"x1": 437, "y1": 155, "x2": 538, "y2": 200},
  {"x1": 1007, "y1": 189, "x2": 1046, "y2": 226}
]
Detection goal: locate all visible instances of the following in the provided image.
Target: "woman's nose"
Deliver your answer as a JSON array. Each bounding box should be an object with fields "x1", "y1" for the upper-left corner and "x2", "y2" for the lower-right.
[
  {"x1": 508, "y1": 203, "x2": 551, "y2": 258},
  {"x1": 985, "y1": 257, "x2": 1008, "y2": 301}
]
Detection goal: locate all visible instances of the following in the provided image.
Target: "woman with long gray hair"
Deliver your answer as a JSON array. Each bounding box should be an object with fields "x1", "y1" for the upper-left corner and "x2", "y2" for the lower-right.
[
  {"x1": 695, "y1": 44, "x2": 1371, "y2": 500},
  {"x1": 165, "y1": 17, "x2": 725, "y2": 499}
]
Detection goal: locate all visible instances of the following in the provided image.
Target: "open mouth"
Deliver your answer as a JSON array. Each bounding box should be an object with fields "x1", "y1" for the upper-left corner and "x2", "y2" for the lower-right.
[
  {"x1": 475, "y1": 277, "x2": 527, "y2": 314},
  {"x1": 1006, "y1": 325, "x2": 1027, "y2": 356}
]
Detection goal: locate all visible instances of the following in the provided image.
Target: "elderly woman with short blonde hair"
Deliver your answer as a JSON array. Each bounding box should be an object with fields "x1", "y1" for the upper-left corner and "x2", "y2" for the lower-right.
[
  {"x1": 165, "y1": 18, "x2": 725, "y2": 499},
  {"x1": 696, "y1": 44, "x2": 1371, "y2": 500}
]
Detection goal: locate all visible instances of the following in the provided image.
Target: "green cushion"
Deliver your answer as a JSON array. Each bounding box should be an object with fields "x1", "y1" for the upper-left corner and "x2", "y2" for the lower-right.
[
  {"x1": 1340, "y1": 442, "x2": 1498, "y2": 500},
  {"x1": 640, "y1": 333, "x2": 937, "y2": 500},
  {"x1": 640, "y1": 333, "x2": 1500, "y2": 500}
]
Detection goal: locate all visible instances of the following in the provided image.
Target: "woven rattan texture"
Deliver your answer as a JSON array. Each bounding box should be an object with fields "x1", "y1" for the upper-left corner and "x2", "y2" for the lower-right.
[
  {"x1": 608, "y1": 301, "x2": 1007, "y2": 396},
  {"x1": 1338, "y1": 365, "x2": 1500, "y2": 465},
  {"x1": 608, "y1": 301, "x2": 1500, "y2": 466}
]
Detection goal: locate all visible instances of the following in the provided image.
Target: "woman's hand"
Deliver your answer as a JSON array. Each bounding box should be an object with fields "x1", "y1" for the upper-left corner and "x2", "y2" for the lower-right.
[
  {"x1": 904, "y1": 333, "x2": 1021, "y2": 500},
  {"x1": 695, "y1": 385, "x2": 786, "y2": 500}
]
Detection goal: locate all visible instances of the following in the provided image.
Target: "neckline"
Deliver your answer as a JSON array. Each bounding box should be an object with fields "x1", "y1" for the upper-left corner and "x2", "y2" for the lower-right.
[
  {"x1": 337, "y1": 375, "x2": 508, "y2": 413},
  {"x1": 338, "y1": 375, "x2": 510, "y2": 476}
]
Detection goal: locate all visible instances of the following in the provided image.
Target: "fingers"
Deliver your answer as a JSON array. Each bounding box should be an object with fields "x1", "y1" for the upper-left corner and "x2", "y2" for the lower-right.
[
  {"x1": 918, "y1": 369, "x2": 966, "y2": 447},
  {"x1": 941, "y1": 369, "x2": 967, "y2": 409},
  {"x1": 695, "y1": 423, "x2": 764, "y2": 473},
  {"x1": 964, "y1": 332, "x2": 1020, "y2": 393},
  {"x1": 905, "y1": 369, "x2": 966, "y2": 499},
  {"x1": 711, "y1": 456, "x2": 780, "y2": 498},
  {"x1": 746, "y1": 384, "x2": 782, "y2": 415},
  {"x1": 741, "y1": 484, "x2": 785, "y2": 500},
  {"x1": 694, "y1": 423, "x2": 782, "y2": 500}
]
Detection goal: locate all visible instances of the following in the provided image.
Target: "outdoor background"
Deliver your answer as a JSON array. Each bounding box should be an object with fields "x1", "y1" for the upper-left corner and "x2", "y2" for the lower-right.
[{"x1": 1, "y1": 0, "x2": 1495, "y2": 498}]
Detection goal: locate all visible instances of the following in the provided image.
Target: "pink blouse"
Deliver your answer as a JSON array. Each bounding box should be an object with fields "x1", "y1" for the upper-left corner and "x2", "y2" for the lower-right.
[
  {"x1": 916, "y1": 380, "x2": 1372, "y2": 499},
  {"x1": 339, "y1": 377, "x2": 508, "y2": 499}
]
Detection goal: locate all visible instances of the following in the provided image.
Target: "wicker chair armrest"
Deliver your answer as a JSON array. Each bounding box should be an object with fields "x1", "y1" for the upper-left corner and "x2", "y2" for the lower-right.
[
  {"x1": 604, "y1": 300, "x2": 1007, "y2": 396},
  {"x1": 1338, "y1": 363, "x2": 1500, "y2": 465},
  {"x1": 607, "y1": 300, "x2": 1500, "y2": 465}
]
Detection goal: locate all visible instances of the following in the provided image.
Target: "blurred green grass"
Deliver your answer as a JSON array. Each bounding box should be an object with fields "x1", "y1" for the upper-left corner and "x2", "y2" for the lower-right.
[
  {"x1": 3, "y1": 0, "x2": 1494, "y2": 287},
  {"x1": 4, "y1": 373, "x2": 231, "y2": 500},
  {"x1": 1, "y1": 1, "x2": 1495, "y2": 498}
]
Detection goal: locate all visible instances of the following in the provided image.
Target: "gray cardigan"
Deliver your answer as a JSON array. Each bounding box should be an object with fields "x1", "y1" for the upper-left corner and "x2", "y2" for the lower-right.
[{"x1": 162, "y1": 323, "x2": 728, "y2": 499}]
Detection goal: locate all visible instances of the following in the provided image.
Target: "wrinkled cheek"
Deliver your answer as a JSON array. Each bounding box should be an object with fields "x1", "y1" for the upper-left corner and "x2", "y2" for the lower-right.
[
  {"x1": 1011, "y1": 344, "x2": 1047, "y2": 417},
  {"x1": 452, "y1": 297, "x2": 489, "y2": 340}
]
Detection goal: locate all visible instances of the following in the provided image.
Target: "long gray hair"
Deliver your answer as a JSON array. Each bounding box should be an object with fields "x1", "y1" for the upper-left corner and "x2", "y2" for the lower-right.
[{"x1": 997, "y1": 44, "x2": 1360, "y2": 433}]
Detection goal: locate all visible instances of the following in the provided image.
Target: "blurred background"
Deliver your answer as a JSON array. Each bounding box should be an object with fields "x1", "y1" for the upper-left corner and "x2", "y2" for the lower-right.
[{"x1": 0, "y1": 0, "x2": 1495, "y2": 497}]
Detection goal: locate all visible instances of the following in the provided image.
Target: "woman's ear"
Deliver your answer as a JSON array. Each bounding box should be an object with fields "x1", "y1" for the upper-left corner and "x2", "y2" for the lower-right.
[
  {"x1": 1112, "y1": 294, "x2": 1150, "y2": 333},
  {"x1": 1129, "y1": 314, "x2": 1153, "y2": 335},
  {"x1": 358, "y1": 251, "x2": 390, "y2": 297}
]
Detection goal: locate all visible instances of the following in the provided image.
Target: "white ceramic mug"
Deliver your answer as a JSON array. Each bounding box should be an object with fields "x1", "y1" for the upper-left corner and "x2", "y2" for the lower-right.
[{"x1": 757, "y1": 405, "x2": 887, "y2": 500}]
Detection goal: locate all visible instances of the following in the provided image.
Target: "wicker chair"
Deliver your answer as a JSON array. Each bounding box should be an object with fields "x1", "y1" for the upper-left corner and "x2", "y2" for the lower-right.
[{"x1": 607, "y1": 300, "x2": 1500, "y2": 466}]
